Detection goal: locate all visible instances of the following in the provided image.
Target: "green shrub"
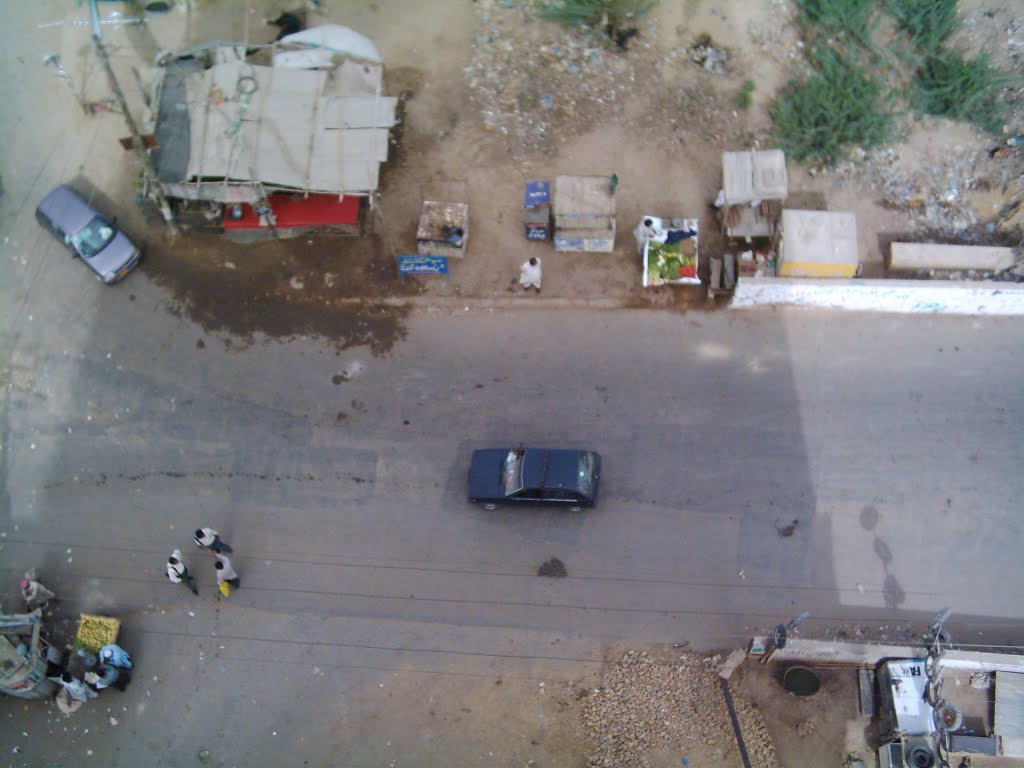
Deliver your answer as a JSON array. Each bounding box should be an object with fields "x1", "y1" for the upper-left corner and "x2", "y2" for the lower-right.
[
  {"x1": 910, "y1": 49, "x2": 1006, "y2": 132},
  {"x1": 734, "y1": 80, "x2": 755, "y2": 109},
  {"x1": 535, "y1": 0, "x2": 656, "y2": 44},
  {"x1": 794, "y1": 0, "x2": 874, "y2": 36},
  {"x1": 886, "y1": 0, "x2": 959, "y2": 52},
  {"x1": 770, "y1": 46, "x2": 892, "y2": 165}
]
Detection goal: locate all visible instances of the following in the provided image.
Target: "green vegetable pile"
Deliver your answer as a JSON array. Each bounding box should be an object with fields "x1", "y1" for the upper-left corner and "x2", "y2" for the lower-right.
[{"x1": 647, "y1": 241, "x2": 695, "y2": 282}]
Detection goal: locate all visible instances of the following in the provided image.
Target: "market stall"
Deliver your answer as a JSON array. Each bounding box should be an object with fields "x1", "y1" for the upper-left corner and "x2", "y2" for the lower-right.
[
  {"x1": 553, "y1": 175, "x2": 615, "y2": 252},
  {"x1": 0, "y1": 611, "x2": 63, "y2": 700},
  {"x1": 720, "y1": 149, "x2": 788, "y2": 242},
  {"x1": 416, "y1": 201, "x2": 469, "y2": 260},
  {"x1": 636, "y1": 216, "x2": 700, "y2": 287}
]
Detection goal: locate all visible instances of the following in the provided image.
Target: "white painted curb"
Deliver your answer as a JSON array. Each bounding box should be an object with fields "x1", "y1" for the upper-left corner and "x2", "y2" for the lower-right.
[{"x1": 731, "y1": 278, "x2": 1024, "y2": 315}]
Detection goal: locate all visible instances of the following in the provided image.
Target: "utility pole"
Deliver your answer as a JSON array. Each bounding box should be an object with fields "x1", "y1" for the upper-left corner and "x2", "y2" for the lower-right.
[{"x1": 89, "y1": 0, "x2": 179, "y2": 235}]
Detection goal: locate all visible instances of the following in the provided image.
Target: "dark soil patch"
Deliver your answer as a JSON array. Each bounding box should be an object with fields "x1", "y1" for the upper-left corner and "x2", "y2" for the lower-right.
[
  {"x1": 140, "y1": 231, "x2": 419, "y2": 354},
  {"x1": 537, "y1": 557, "x2": 568, "y2": 578},
  {"x1": 775, "y1": 518, "x2": 799, "y2": 538}
]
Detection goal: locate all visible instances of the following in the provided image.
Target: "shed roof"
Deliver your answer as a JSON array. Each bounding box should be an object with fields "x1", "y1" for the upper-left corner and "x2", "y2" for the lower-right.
[
  {"x1": 996, "y1": 672, "x2": 1024, "y2": 744},
  {"x1": 157, "y1": 53, "x2": 395, "y2": 201},
  {"x1": 722, "y1": 150, "x2": 788, "y2": 204},
  {"x1": 553, "y1": 175, "x2": 616, "y2": 217},
  {"x1": 781, "y1": 209, "x2": 858, "y2": 266}
]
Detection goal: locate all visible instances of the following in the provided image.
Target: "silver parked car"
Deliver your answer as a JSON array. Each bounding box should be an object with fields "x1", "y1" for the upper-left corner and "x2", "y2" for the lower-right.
[{"x1": 35, "y1": 185, "x2": 141, "y2": 284}]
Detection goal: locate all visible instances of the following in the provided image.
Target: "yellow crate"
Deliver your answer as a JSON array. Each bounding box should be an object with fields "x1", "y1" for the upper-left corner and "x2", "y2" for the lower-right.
[{"x1": 75, "y1": 614, "x2": 120, "y2": 652}]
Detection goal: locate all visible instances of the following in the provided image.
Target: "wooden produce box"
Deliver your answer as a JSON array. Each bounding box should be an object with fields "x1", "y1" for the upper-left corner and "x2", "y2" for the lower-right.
[{"x1": 416, "y1": 201, "x2": 469, "y2": 259}]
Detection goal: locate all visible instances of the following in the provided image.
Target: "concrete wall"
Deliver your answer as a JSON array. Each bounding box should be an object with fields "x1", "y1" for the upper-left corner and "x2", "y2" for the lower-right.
[
  {"x1": 731, "y1": 277, "x2": 1024, "y2": 315},
  {"x1": 888, "y1": 243, "x2": 1016, "y2": 273}
]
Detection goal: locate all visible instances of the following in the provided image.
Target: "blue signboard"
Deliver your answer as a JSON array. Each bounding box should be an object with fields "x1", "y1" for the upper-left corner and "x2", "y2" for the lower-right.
[
  {"x1": 397, "y1": 254, "x2": 449, "y2": 275},
  {"x1": 524, "y1": 180, "x2": 550, "y2": 208}
]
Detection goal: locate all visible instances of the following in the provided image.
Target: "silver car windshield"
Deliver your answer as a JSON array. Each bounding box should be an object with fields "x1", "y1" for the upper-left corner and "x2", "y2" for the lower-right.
[
  {"x1": 70, "y1": 216, "x2": 116, "y2": 258},
  {"x1": 502, "y1": 450, "x2": 525, "y2": 495}
]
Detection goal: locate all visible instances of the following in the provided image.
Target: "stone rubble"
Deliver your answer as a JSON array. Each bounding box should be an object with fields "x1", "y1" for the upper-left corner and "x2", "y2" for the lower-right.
[{"x1": 582, "y1": 649, "x2": 780, "y2": 768}]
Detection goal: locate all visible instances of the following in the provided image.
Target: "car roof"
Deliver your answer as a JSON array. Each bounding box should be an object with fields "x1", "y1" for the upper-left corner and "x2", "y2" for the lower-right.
[
  {"x1": 523, "y1": 448, "x2": 589, "y2": 491},
  {"x1": 37, "y1": 185, "x2": 98, "y2": 234}
]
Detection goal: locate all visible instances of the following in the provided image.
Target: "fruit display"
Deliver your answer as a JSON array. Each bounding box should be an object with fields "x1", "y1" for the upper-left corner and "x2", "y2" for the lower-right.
[{"x1": 75, "y1": 614, "x2": 120, "y2": 652}]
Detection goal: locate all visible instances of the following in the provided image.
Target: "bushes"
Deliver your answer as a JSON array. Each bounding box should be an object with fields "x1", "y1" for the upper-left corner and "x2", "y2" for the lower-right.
[
  {"x1": 734, "y1": 80, "x2": 756, "y2": 109},
  {"x1": 886, "y1": 0, "x2": 959, "y2": 52},
  {"x1": 773, "y1": 0, "x2": 1007, "y2": 163},
  {"x1": 535, "y1": 0, "x2": 657, "y2": 47},
  {"x1": 911, "y1": 50, "x2": 1007, "y2": 133},
  {"x1": 794, "y1": 0, "x2": 875, "y2": 37},
  {"x1": 771, "y1": 47, "x2": 892, "y2": 166}
]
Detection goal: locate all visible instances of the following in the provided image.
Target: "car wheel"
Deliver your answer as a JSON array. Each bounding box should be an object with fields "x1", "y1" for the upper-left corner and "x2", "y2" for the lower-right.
[
  {"x1": 569, "y1": 506, "x2": 583, "y2": 512},
  {"x1": 481, "y1": 503, "x2": 499, "y2": 511}
]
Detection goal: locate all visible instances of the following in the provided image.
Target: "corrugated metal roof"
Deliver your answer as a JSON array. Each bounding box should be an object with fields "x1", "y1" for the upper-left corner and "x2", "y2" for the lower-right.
[
  {"x1": 722, "y1": 150, "x2": 788, "y2": 204},
  {"x1": 177, "y1": 59, "x2": 395, "y2": 196}
]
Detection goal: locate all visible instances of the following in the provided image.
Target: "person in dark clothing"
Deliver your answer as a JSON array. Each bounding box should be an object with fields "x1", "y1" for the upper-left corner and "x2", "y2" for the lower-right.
[{"x1": 268, "y1": 12, "x2": 304, "y2": 41}]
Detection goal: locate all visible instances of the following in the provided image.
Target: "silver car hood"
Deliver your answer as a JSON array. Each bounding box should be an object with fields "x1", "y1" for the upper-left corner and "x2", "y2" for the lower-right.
[{"x1": 87, "y1": 231, "x2": 138, "y2": 278}]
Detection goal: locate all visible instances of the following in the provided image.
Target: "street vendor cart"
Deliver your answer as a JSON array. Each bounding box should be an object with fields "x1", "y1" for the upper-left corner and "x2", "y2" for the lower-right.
[
  {"x1": 637, "y1": 215, "x2": 701, "y2": 287},
  {"x1": 416, "y1": 201, "x2": 469, "y2": 259},
  {"x1": 0, "y1": 610, "x2": 64, "y2": 699}
]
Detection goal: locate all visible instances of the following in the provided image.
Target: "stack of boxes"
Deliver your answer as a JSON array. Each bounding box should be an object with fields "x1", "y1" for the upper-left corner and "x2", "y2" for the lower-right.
[{"x1": 523, "y1": 181, "x2": 551, "y2": 241}]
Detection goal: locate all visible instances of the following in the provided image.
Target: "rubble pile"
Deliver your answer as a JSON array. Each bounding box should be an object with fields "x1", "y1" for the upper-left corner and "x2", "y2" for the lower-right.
[
  {"x1": 465, "y1": 0, "x2": 658, "y2": 156},
  {"x1": 826, "y1": 140, "x2": 1023, "y2": 247},
  {"x1": 463, "y1": 0, "x2": 761, "y2": 156},
  {"x1": 582, "y1": 649, "x2": 780, "y2": 768}
]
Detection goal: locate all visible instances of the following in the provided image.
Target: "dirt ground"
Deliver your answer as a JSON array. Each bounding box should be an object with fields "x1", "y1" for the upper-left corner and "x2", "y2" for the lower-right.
[
  {"x1": 131, "y1": 0, "x2": 1024, "y2": 355},
  {"x1": 329, "y1": 645, "x2": 869, "y2": 768}
]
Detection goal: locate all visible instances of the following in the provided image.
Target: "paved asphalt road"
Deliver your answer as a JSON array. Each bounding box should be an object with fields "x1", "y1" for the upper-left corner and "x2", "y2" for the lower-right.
[
  {"x1": 5, "y1": 299, "x2": 1023, "y2": 646},
  {"x1": 1, "y1": 280, "x2": 1022, "y2": 764}
]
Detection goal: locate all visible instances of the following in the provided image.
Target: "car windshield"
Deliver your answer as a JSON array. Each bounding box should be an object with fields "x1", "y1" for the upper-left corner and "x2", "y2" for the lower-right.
[
  {"x1": 502, "y1": 450, "x2": 525, "y2": 496},
  {"x1": 70, "y1": 215, "x2": 116, "y2": 258},
  {"x1": 577, "y1": 452, "x2": 596, "y2": 497}
]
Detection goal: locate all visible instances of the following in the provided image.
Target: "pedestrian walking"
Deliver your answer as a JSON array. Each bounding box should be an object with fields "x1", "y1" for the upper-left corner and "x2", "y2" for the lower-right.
[
  {"x1": 57, "y1": 672, "x2": 98, "y2": 702},
  {"x1": 98, "y1": 643, "x2": 133, "y2": 669},
  {"x1": 214, "y1": 554, "x2": 241, "y2": 595},
  {"x1": 519, "y1": 256, "x2": 542, "y2": 291},
  {"x1": 194, "y1": 527, "x2": 233, "y2": 554},
  {"x1": 167, "y1": 549, "x2": 199, "y2": 596},
  {"x1": 21, "y1": 569, "x2": 57, "y2": 611}
]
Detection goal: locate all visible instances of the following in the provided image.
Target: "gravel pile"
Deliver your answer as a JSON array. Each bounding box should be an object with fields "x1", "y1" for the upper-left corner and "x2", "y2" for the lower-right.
[{"x1": 582, "y1": 649, "x2": 780, "y2": 768}]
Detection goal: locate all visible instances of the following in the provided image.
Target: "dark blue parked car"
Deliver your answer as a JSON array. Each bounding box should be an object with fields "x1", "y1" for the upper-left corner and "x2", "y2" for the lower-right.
[{"x1": 468, "y1": 448, "x2": 601, "y2": 511}]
